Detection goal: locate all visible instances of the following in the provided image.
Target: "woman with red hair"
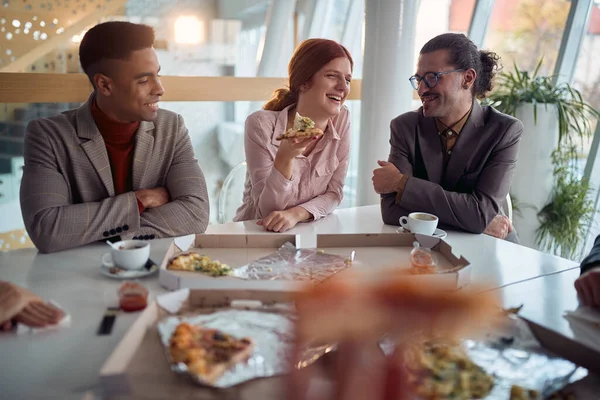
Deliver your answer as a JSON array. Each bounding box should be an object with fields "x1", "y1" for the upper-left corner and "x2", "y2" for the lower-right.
[{"x1": 234, "y1": 39, "x2": 354, "y2": 232}]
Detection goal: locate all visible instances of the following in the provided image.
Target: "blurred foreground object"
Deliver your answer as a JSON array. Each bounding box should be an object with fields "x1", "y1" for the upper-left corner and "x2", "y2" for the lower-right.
[{"x1": 290, "y1": 272, "x2": 500, "y2": 400}]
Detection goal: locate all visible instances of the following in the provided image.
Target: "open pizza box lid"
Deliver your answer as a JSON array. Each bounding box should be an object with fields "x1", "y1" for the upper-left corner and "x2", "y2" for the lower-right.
[
  {"x1": 315, "y1": 233, "x2": 471, "y2": 289},
  {"x1": 99, "y1": 288, "x2": 298, "y2": 398},
  {"x1": 159, "y1": 233, "x2": 471, "y2": 291}
]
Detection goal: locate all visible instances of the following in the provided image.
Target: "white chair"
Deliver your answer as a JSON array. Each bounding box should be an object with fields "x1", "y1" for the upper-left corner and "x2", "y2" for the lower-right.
[
  {"x1": 217, "y1": 161, "x2": 247, "y2": 224},
  {"x1": 504, "y1": 193, "x2": 513, "y2": 222}
]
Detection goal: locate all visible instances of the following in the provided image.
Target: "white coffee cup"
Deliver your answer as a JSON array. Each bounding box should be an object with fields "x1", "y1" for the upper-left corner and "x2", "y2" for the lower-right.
[
  {"x1": 399, "y1": 212, "x2": 439, "y2": 236},
  {"x1": 101, "y1": 240, "x2": 150, "y2": 270}
]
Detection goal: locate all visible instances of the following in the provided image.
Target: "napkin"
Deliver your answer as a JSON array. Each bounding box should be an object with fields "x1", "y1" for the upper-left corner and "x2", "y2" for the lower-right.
[
  {"x1": 563, "y1": 307, "x2": 600, "y2": 353},
  {"x1": 156, "y1": 288, "x2": 190, "y2": 314},
  {"x1": 173, "y1": 234, "x2": 195, "y2": 252},
  {"x1": 564, "y1": 306, "x2": 600, "y2": 325},
  {"x1": 16, "y1": 300, "x2": 71, "y2": 335}
]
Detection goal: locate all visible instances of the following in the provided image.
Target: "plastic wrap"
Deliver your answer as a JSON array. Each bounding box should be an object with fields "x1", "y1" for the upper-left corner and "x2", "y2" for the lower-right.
[
  {"x1": 231, "y1": 242, "x2": 352, "y2": 283},
  {"x1": 380, "y1": 315, "x2": 586, "y2": 399}
]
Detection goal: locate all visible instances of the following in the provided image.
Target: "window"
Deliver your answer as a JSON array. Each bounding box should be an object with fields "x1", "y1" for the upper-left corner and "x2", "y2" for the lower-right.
[
  {"x1": 570, "y1": 4, "x2": 600, "y2": 172},
  {"x1": 415, "y1": 0, "x2": 476, "y2": 55},
  {"x1": 483, "y1": 0, "x2": 571, "y2": 74}
]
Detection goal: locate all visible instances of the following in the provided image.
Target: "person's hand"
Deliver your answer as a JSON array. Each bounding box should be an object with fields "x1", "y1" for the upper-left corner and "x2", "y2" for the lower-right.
[
  {"x1": 257, "y1": 207, "x2": 311, "y2": 232},
  {"x1": 0, "y1": 281, "x2": 63, "y2": 331},
  {"x1": 274, "y1": 136, "x2": 320, "y2": 180},
  {"x1": 289, "y1": 340, "x2": 407, "y2": 400},
  {"x1": 0, "y1": 281, "x2": 33, "y2": 331},
  {"x1": 575, "y1": 266, "x2": 600, "y2": 307},
  {"x1": 276, "y1": 136, "x2": 318, "y2": 162},
  {"x1": 15, "y1": 302, "x2": 64, "y2": 328},
  {"x1": 372, "y1": 161, "x2": 403, "y2": 194},
  {"x1": 483, "y1": 215, "x2": 512, "y2": 239},
  {"x1": 134, "y1": 187, "x2": 170, "y2": 209}
]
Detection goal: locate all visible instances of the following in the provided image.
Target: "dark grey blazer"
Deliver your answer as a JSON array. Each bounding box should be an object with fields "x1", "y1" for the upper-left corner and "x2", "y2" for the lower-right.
[
  {"x1": 581, "y1": 235, "x2": 600, "y2": 274},
  {"x1": 381, "y1": 101, "x2": 523, "y2": 234}
]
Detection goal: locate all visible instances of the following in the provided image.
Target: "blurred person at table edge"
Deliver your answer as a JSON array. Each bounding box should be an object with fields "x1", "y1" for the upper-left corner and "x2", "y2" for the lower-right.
[
  {"x1": 0, "y1": 281, "x2": 64, "y2": 331},
  {"x1": 575, "y1": 235, "x2": 600, "y2": 307},
  {"x1": 20, "y1": 21, "x2": 209, "y2": 253},
  {"x1": 234, "y1": 39, "x2": 353, "y2": 233},
  {"x1": 372, "y1": 33, "x2": 522, "y2": 243}
]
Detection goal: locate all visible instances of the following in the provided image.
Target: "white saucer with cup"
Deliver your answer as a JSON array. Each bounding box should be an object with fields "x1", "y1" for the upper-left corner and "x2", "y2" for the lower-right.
[
  {"x1": 399, "y1": 212, "x2": 439, "y2": 236},
  {"x1": 101, "y1": 240, "x2": 150, "y2": 271}
]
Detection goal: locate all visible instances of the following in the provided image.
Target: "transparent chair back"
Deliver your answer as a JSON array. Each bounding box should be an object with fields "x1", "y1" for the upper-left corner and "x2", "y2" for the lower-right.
[
  {"x1": 505, "y1": 193, "x2": 513, "y2": 222},
  {"x1": 217, "y1": 161, "x2": 247, "y2": 224}
]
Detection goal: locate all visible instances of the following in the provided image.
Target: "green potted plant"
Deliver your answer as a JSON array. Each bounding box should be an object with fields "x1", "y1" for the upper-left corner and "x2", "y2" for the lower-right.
[
  {"x1": 487, "y1": 59, "x2": 599, "y2": 145},
  {"x1": 485, "y1": 59, "x2": 599, "y2": 256},
  {"x1": 536, "y1": 149, "x2": 595, "y2": 259}
]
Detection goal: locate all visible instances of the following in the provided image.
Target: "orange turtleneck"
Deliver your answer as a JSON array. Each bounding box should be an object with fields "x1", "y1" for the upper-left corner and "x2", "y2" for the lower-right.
[{"x1": 91, "y1": 100, "x2": 144, "y2": 213}]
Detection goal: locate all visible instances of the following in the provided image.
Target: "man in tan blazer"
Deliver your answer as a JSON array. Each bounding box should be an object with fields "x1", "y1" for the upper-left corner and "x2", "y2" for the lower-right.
[
  {"x1": 372, "y1": 33, "x2": 522, "y2": 241},
  {"x1": 20, "y1": 21, "x2": 209, "y2": 253}
]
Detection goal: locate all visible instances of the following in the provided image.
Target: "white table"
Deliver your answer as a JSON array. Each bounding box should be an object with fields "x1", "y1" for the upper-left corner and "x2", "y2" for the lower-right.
[
  {"x1": 493, "y1": 269, "x2": 600, "y2": 396},
  {"x1": 0, "y1": 205, "x2": 580, "y2": 398},
  {"x1": 495, "y1": 268, "x2": 600, "y2": 372}
]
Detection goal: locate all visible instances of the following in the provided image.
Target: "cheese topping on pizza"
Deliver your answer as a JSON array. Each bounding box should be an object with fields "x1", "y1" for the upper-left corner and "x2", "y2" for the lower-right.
[
  {"x1": 275, "y1": 113, "x2": 324, "y2": 140},
  {"x1": 292, "y1": 112, "x2": 315, "y2": 131},
  {"x1": 403, "y1": 341, "x2": 494, "y2": 400},
  {"x1": 167, "y1": 252, "x2": 231, "y2": 276},
  {"x1": 169, "y1": 322, "x2": 254, "y2": 383}
]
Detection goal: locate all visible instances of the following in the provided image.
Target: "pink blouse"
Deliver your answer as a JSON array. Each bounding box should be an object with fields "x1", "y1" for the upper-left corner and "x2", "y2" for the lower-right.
[{"x1": 234, "y1": 104, "x2": 351, "y2": 221}]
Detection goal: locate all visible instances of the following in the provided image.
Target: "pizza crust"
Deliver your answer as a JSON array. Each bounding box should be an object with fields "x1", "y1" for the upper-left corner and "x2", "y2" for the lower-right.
[{"x1": 276, "y1": 127, "x2": 324, "y2": 141}]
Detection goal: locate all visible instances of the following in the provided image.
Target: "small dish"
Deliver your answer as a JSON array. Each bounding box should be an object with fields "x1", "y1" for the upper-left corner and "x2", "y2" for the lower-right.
[
  {"x1": 100, "y1": 258, "x2": 159, "y2": 279},
  {"x1": 396, "y1": 226, "x2": 448, "y2": 239},
  {"x1": 118, "y1": 281, "x2": 149, "y2": 312}
]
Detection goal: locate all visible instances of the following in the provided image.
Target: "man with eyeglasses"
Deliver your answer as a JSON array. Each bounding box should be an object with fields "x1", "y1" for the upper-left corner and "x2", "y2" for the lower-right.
[{"x1": 372, "y1": 33, "x2": 523, "y2": 241}]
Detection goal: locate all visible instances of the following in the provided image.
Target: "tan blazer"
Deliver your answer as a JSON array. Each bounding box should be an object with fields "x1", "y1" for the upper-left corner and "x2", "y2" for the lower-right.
[
  {"x1": 20, "y1": 94, "x2": 209, "y2": 253},
  {"x1": 381, "y1": 101, "x2": 523, "y2": 233}
]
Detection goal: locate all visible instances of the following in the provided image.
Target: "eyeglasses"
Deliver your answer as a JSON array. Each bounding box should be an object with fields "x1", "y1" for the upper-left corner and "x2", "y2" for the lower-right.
[{"x1": 408, "y1": 69, "x2": 464, "y2": 90}]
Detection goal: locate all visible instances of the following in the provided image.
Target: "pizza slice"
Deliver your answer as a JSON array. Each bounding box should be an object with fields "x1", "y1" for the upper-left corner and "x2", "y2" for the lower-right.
[
  {"x1": 167, "y1": 252, "x2": 231, "y2": 276},
  {"x1": 167, "y1": 252, "x2": 205, "y2": 271},
  {"x1": 403, "y1": 341, "x2": 495, "y2": 399},
  {"x1": 276, "y1": 112, "x2": 324, "y2": 140},
  {"x1": 169, "y1": 322, "x2": 255, "y2": 384}
]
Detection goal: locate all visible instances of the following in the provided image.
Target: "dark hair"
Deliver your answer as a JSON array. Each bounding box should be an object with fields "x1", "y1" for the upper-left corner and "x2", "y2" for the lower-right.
[
  {"x1": 79, "y1": 21, "x2": 155, "y2": 87},
  {"x1": 263, "y1": 38, "x2": 353, "y2": 111},
  {"x1": 420, "y1": 33, "x2": 501, "y2": 99}
]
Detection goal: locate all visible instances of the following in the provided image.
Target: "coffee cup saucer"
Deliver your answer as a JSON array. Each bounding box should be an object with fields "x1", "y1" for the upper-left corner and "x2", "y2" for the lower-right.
[
  {"x1": 100, "y1": 258, "x2": 159, "y2": 280},
  {"x1": 396, "y1": 226, "x2": 447, "y2": 239}
]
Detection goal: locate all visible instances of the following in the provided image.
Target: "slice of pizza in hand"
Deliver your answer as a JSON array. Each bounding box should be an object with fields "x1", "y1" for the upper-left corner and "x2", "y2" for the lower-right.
[
  {"x1": 169, "y1": 322, "x2": 255, "y2": 384},
  {"x1": 276, "y1": 112, "x2": 324, "y2": 140}
]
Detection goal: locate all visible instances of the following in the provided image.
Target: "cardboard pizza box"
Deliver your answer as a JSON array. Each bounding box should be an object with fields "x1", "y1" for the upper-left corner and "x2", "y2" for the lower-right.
[
  {"x1": 99, "y1": 288, "x2": 298, "y2": 398},
  {"x1": 159, "y1": 233, "x2": 470, "y2": 291},
  {"x1": 315, "y1": 233, "x2": 470, "y2": 289},
  {"x1": 159, "y1": 233, "x2": 305, "y2": 291}
]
